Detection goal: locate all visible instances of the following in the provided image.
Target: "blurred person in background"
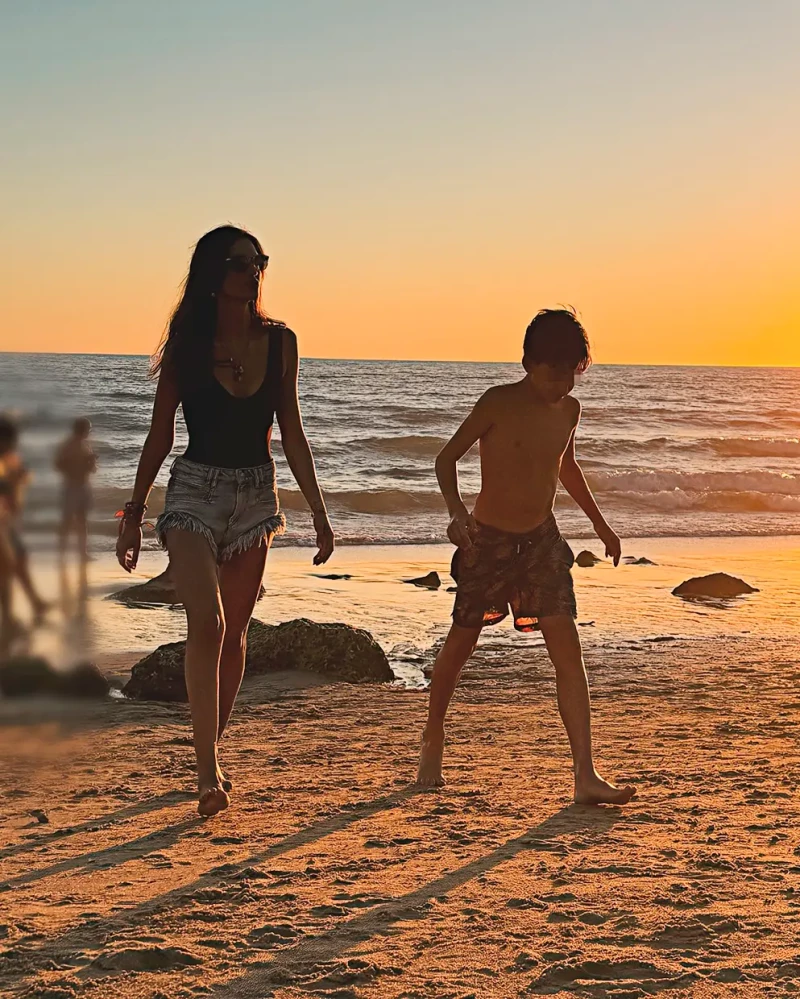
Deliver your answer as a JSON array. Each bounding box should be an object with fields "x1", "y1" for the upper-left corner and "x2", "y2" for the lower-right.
[
  {"x1": 0, "y1": 415, "x2": 50, "y2": 642},
  {"x1": 55, "y1": 417, "x2": 97, "y2": 561}
]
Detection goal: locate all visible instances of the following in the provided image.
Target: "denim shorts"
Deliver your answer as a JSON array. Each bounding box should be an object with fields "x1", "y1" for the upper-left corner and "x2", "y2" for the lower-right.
[{"x1": 155, "y1": 456, "x2": 286, "y2": 562}]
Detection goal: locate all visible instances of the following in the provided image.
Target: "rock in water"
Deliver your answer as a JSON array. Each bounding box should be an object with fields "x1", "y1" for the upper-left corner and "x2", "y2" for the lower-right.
[
  {"x1": 0, "y1": 656, "x2": 58, "y2": 697},
  {"x1": 624, "y1": 556, "x2": 657, "y2": 566},
  {"x1": 59, "y1": 661, "x2": 110, "y2": 698},
  {"x1": 123, "y1": 618, "x2": 392, "y2": 701},
  {"x1": 123, "y1": 639, "x2": 190, "y2": 701},
  {"x1": 109, "y1": 567, "x2": 178, "y2": 604},
  {"x1": 0, "y1": 657, "x2": 110, "y2": 699},
  {"x1": 575, "y1": 551, "x2": 601, "y2": 568},
  {"x1": 248, "y1": 619, "x2": 393, "y2": 683},
  {"x1": 404, "y1": 571, "x2": 441, "y2": 589},
  {"x1": 110, "y1": 565, "x2": 266, "y2": 604},
  {"x1": 672, "y1": 573, "x2": 758, "y2": 598}
]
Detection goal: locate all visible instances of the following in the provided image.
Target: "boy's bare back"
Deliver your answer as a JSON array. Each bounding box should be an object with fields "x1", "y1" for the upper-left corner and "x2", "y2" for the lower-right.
[
  {"x1": 56, "y1": 437, "x2": 96, "y2": 486},
  {"x1": 450, "y1": 379, "x2": 580, "y2": 535}
]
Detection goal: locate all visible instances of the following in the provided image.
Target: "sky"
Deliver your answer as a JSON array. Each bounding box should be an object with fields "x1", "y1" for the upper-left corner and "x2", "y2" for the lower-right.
[{"x1": 1, "y1": 1, "x2": 798, "y2": 364}]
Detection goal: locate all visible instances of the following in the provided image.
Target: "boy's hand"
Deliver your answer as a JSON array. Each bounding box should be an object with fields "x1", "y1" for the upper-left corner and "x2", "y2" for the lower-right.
[
  {"x1": 596, "y1": 522, "x2": 622, "y2": 566},
  {"x1": 447, "y1": 508, "x2": 477, "y2": 549}
]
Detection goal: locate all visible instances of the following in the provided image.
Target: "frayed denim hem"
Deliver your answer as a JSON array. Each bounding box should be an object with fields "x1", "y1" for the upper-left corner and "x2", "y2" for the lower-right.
[
  {"x1": 155, "y1": 512, "x2": 218, "y2": 559},
  {"x1": 218, "y1": 513, "x2": 286, "y2": 562}
]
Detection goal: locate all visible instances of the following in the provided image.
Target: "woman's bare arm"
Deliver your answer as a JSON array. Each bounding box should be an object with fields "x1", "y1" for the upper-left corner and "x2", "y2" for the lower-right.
[
  {"x1": 275, "y1": 330, "x2": 333, "y2": 563},
  {"x1": 117, "y1": 370, "x2": 179, "y2": 572},
  {"x1": 130, "y1": 369, "x2": 180, "y2": 507}
]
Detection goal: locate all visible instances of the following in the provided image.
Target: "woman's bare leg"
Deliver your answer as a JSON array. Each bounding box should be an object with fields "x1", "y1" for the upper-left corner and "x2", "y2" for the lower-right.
[
  {"x1": 417, "y1": 623, "x2": 481, "y2": 786},
  {"x1": 165, "y1": 529, "x2": 228, "y2": 815},
  {"x1": 217, "y1": 539, "x2": 270, "y2": 742}
]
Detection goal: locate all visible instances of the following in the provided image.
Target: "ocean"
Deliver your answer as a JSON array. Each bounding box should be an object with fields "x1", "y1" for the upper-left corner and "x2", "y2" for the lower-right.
[
  {"x1": 4, "y1": 352, "x2": 800, "y2": 676},
  {"x1": 2, "y1": 352, "x2": 800, "y2": 547}
]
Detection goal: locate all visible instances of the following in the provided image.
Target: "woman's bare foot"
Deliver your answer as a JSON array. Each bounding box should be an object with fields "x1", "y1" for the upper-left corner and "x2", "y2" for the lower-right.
[
  {"x1": 216, "y1": 766, "x2": 232, "y2": 793},
  {"x1": 197, "y1": 785, "x2": 230, "y2": 817},
  {"x1": 417, "y1": 727, "x2": 446, "y2": 787},
  {"x1": 574, "y1": 770, "x2": 636, "y2": 806}
]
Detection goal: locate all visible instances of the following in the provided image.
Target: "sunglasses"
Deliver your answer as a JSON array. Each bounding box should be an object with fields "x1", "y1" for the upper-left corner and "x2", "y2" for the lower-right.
[{"x1": 225, "y1": 253, "x2": 269, "y2": 273}]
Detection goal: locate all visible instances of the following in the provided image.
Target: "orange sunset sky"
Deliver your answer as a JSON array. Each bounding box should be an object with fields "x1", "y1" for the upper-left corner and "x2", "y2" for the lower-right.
[{"x1": 2, "y1": 2, "x2": 799, "y2": 365}]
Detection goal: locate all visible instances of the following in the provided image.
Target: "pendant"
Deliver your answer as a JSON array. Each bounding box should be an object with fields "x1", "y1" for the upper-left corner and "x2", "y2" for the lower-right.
[{"x1": 233, "y1": 363, "x2": 244, "y2": 382}]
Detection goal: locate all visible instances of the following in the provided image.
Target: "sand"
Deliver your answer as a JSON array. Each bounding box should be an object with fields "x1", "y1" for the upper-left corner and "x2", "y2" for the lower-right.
[{"x1": 2, "y1": 634, "x2": 799, "y2": 998}]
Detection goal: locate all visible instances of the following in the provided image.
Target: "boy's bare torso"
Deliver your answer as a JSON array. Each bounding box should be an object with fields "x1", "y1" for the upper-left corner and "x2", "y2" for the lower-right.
[
  {"x1": 473, "y1": 380, "x2": 579, "y2": 533},
  {"x1": 57, "y1": 439, "x2": 96, "y2": 486}
]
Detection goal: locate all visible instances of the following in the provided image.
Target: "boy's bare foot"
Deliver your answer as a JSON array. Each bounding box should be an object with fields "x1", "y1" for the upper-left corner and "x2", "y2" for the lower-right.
[
  {"x1": 216, "y1": 766, "x2": 232, "y2": 793},
  {"x1": 417, "y1": 728, "x2": 446, "y2": 787},
  {"x1": 197, "y1": 785, "x2": 230, "y2": 817},
  {"x1": 574, "y1": 770, "x2": 636, "y2": 806}
]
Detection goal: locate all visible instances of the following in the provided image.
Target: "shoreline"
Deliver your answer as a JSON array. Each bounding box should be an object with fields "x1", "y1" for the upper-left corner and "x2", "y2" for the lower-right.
[{"x1": 8, "y1": 534, "x2": 800, "y2": 686}]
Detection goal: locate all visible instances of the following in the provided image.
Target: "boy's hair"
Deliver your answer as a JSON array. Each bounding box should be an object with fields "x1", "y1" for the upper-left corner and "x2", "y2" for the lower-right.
[
  {"x1": 0, "y1": 414, "x2": 19, "y2": 450},
  {"x1": 73, "y1": 417, "x2": 92, "y2": 437},
  {"x1": 523, "y1": 308, "x2": 591, "y2": 373}
]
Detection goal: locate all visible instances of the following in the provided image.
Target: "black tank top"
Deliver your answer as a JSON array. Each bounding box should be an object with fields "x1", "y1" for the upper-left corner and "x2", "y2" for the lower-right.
[{"x1": 182, "y1": 326, "x2": 284, "y2": 469}]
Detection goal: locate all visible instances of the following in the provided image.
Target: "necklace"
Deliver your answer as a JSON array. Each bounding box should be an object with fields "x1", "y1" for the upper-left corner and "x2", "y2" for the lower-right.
[
  {"x1": 216, "y1": 336, "x2": 252, "y2": 382},
  {"x1": 218, "y1": 358, "x2": 245, "y2": 382}
]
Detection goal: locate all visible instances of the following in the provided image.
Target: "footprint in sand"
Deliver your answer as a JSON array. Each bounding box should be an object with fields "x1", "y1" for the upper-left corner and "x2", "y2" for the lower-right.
[
  {"x1": 20, "y1": 984, "x2": 80, "y2": 999},
  {"x1": 247, "y1": 923, "x2": 302, "y2": 949},
  {"x1": 91, "y1": 946, "x2": 202, "y2": 971},
  {"x1": 527, "y1": 958, "x2": 698, "y2": 995},
  {"x1": 310, "y1": 904, "x2": 351, "y2": 917},
  {"x1": 505, "y1": 898, "x2": 547, "y2": 911},
  {"x1": 577, "y1": 911, "x2": 614, "y2": 925},
  {"x1": 333, "y1": 892, "x2": 394, "y2": 909},
  {"x1": 306, "y1": 957, "x2": 396, "y2": 991}
]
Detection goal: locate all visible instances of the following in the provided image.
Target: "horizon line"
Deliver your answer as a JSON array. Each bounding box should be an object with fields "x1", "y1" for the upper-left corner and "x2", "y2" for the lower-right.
[{"x1": 1, "y1": 348, "x2": 799, "y2": 371}]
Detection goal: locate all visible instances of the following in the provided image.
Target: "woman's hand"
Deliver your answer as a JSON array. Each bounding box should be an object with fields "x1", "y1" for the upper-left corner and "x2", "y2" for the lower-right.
[
  {"x1": 312, "y1": 511, "x2": 335, "y2": 565},
  {"x1": 116, "y1": 520, "x2": 143, "y2": 573}
]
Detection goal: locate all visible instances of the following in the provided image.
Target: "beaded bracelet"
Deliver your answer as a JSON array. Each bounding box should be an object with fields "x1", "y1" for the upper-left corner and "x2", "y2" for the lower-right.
[{"x1": 122, "y1": 500, "x2": 147, "y2": 523}]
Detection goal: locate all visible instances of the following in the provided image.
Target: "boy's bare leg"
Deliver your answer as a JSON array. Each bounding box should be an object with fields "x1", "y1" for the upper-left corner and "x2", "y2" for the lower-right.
[
  {"x1": 539, "y1": 615, "x2": 635, "y2": 805},
  {"x1": 58, "y1": 508, "x2": 70, "y2": 558},
  {"x1": 77, "y1": 513, "x2": 89, "y2": 561},
  {"x1": 417, "y1": 623, "x2": 481, "y2": 786}
]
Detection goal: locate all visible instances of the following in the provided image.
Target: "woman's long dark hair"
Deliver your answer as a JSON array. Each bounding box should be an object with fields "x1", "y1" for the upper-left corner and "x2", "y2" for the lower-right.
[{"x1": 151, "y1": 225, "x2": 280, "y2": 394}]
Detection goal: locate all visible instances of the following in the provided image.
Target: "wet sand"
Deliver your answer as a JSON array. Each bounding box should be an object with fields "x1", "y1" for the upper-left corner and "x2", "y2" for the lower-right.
[{"x1": 2, "y1": 636, "x2": 799, "y2": 997}]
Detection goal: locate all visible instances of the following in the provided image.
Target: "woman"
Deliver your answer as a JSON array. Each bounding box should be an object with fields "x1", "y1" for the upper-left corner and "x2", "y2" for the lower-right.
[{"x1": 116, "y1": 226, "x2": 334, "y2": 817}]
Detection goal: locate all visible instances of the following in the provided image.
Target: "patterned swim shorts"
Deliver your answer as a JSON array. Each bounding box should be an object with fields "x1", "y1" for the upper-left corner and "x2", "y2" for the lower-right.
[{"x1": 451, "y1": 514, "x2": 576, "y2": 631}]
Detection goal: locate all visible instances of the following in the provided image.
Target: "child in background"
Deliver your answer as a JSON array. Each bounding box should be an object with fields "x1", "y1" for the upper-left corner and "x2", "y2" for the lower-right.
[{"x1": 55, "y1": 417, "x2": 97, "y2": 559}]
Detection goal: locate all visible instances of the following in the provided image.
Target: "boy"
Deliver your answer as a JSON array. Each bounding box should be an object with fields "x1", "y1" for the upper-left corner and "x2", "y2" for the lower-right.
[
  {"x1": 55, "y1": 417, "x2": 97, "y2": 559},
  {"x1": 417, "y1": 309, "x2": 635, "y2": 805}
]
